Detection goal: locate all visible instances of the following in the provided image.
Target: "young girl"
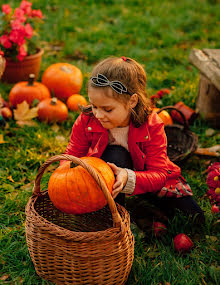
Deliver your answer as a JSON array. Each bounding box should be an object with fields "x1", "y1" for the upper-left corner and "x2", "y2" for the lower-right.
[{"x1": 63, "y1": 56, "x2": 205, "y2": 224}]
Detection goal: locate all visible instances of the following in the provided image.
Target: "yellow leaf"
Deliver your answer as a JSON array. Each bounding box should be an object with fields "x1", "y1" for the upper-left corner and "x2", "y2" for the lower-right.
[
  {"x1": 14, "y1": 101, "x2": 38, "y2": 121},
  {"x1": 0, "y1": 134, "x2": 6, "y2": 144}
]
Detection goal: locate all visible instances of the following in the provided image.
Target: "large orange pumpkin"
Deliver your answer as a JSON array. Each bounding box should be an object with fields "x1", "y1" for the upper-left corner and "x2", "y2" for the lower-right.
[
  {"x1": 67, "y1": 94, "x2": 87, "y2": 111},
  {"x1": 9, "y1": 74, "x2": 51, "y2": 108},
  {"x1": 154, "y1": 108, "x2": 173, "y2": 125},
  {"x1": 42, "y1": 63, "x2": 83, "y2": 100},
  {"x1": 37, "y1": 97, "x2": 68, "y2": 123},
  {"x1": 48, "y1": 157, "x2": 115, "y2": 214}
]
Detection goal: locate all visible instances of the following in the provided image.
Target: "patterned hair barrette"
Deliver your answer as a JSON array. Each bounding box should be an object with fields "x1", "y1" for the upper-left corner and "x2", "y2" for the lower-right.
[{"x1": 91, "y1": 73, "x2": 128, "y2": 94}]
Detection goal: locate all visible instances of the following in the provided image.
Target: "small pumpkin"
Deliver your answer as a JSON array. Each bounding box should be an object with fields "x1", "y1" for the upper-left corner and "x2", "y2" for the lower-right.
[
  {"x1": 48, "y1": 157, "x2": 115, "y2": 215},
  {"x1": 154, "y1": 107, "x2": 173, "y2": 125},
  {"x1": 42, "y1": 63, "x2": 83, "y2": 100},
  {"x1": 9, "y1": 74, "x2": 51, "y2": 108},
  {"x1": 67, "y1": 94, "x2": 87, "y2": 111},
  {"x1": 37, "y1": 97, "x2": 68, "y2": 123}
]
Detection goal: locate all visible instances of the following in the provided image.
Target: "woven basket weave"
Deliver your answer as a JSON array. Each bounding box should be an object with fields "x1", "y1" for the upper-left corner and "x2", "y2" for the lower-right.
[
  {"x1": 25, "y1": 154, "x2": 134, "y2": 285},
  {"x1": 157, "y1": 106, "x2": 198, "y2": 163}
]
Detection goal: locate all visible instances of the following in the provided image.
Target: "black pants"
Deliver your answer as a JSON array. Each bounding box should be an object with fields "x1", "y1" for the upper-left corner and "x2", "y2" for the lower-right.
[{"x1": 101, "y1": 145, "x2": 205, "y2": 224}]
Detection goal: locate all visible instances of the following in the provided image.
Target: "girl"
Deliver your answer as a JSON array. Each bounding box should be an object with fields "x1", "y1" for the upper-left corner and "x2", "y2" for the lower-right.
[{"x1": 63, "y1": 56, "x2": 205, "y2": 224}]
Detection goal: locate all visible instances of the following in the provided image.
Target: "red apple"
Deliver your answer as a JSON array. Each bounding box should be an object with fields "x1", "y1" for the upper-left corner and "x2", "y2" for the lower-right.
[
  {"x1": 173, "y1": 233, "x2": 194, "y2": 253},
  {"x1": 152, "y1": 222, "x2": 167, "y2": 237},
  {"x1": 1, "y1": 107, "x2": 12, "y2": 119},
  {"x1": 211, "y1": 204, "x2": 219, "y2": 214}
]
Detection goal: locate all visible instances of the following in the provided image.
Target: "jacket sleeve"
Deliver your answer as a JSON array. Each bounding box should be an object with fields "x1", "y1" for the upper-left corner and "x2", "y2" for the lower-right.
[
  {"x1": 62, "y1": 114, "x2": 90, "y2": 161},
  {"x1": 133, "y1": 116, "x2": 169, "y2": 195}
]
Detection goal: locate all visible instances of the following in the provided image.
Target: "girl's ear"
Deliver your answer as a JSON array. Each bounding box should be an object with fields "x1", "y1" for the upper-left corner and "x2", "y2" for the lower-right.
[{"x1": 129, "y1": 93, "x2": 138, "y2": 108}]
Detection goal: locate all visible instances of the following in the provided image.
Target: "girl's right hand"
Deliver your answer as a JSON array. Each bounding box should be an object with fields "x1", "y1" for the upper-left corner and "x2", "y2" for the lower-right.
[{"x1": 107, "y1": 162, "x2": 128, "y2": 199}]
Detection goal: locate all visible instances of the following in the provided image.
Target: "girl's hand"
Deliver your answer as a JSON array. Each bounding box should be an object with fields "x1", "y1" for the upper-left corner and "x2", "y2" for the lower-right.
[{"x1": 107, "y1": 162, "x2": 128, "y2": 199}]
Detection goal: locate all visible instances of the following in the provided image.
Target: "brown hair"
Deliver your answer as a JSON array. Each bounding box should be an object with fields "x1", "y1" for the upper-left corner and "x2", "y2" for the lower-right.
[{"x1": 82, "y1": 56, "x2": 152, "y2": 127}]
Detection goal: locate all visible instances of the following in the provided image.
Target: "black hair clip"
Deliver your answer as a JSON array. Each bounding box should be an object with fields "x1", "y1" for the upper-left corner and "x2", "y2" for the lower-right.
[{"x1": 91, "y1": 73, "x2": 127, "y2": 94}]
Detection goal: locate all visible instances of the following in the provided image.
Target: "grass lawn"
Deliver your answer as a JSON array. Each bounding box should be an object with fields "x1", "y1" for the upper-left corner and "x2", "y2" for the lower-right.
[{"x1": 0, "y1": 0, "x2": 220, "y2": 284}]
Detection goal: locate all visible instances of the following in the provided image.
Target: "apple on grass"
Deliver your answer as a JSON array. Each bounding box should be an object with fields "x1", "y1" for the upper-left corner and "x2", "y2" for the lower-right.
[
  {"x1": 173, "y1": 233, "x2": 194, "y2": 253},
  {"x1": 211, "y1": 205, "x2": 219, "y2": 214},
  {"x1": 152, "y1": 221, "x2": 167, "y2": 237}
]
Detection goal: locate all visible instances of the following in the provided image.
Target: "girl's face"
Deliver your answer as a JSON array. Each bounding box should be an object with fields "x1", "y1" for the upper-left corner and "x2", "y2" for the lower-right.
[{"x1": 88, "y1": 87, "x2": 136, "y2": 129}]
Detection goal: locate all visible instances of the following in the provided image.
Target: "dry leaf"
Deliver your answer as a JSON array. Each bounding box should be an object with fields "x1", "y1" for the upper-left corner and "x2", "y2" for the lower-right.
[
  {"x1": 51, "y1": 123, "x2": 60, "y2": 132},
  {"x1": 0, "y1": 134, "x2": 6, "y2": 144},
  {"x1": 0, "y1": 274, "x2": 10, "y2": 281},
  {"x1": 7, "y1": 175, "x2": 15, "y2": 182},
  {"x1": 14, "y1": 101, "x2": 38, "y2": 122},
  {"x1": 16, "y1": 120, "x2": 38, "y2": 127}
]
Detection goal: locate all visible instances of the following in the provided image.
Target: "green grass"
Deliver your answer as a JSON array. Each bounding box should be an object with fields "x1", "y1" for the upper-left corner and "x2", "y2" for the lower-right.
[{"x1": 0, "y1": 0, "x2": 220, "y2": 284}]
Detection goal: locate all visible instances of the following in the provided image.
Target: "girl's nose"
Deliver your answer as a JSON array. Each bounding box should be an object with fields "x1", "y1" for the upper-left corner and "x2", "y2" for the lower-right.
[{"x1": 95, "y1": 109, "x2": 105, "y2": 119}]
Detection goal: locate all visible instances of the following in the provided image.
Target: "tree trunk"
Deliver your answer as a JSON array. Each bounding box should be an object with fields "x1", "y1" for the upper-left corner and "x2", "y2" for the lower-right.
[{"x1": 196, "y1": 74, "x2": 220, "y2": 128}]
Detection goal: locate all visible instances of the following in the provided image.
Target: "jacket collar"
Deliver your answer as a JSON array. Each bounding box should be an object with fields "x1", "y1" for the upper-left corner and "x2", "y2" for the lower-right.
[{"x1": 87, "y1": 115, "x2": 151, "y2": 142}]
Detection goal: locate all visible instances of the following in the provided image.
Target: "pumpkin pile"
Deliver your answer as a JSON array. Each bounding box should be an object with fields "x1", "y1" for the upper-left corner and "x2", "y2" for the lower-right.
[
  {"x1": 2, "y1": 62, "x2": 88, "y2": 124},
  {"x1": 48, "y1": 157, "x2": 115, "y2": 214},
  {"x1": 206, "y1": 162, "x2": 220, "y2": 212}
]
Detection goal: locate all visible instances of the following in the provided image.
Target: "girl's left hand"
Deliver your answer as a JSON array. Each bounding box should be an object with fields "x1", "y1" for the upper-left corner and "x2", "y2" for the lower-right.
[{"x1": 107, "y1": 162, "x2": 128, "y2": 199}]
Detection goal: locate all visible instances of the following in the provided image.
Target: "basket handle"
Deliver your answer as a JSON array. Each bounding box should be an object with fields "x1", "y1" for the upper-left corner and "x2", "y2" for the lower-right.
[
  {"x1": 156, "y1": 106, "x2": 189, "y2": 129},
  {"x1": 32, "y1": 154, "x2": 123, "y2": 228}
]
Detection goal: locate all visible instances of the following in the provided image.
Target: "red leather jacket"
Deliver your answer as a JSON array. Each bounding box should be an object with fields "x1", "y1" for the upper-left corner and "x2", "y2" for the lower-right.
[{"x1": 64, "y1": 111, "x2": 192, "y2": 198}]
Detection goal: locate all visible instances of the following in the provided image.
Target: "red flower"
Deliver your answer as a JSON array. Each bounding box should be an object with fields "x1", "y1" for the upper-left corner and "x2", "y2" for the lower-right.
[
  {"x1": 20, "y1": 0, "x2": 32, "y2": 16},
  {"x1": 9, "y1": 29, "x2": 26, "y2": 46},
  {"x1": 17, "y1": 45, "x2": 27, "y2": 61},
  {"x1": 2, "y1": 4, "x2": 12, "y2": 15},
  {"x1": 0, "y1": 49, "x2": 4, "y2": 56},
  {"x1": 25, "y1": 23, "x2": 33, "y2": 39},
  {"x1": 32, "y1": 9, "x2": 43, "y2": 19},
  {"x1": 14, "y1": 8, "x2": 26, "y2": 23},
  {"x1": 0, "y1": 35, "x2": 12, "y2": 49}
]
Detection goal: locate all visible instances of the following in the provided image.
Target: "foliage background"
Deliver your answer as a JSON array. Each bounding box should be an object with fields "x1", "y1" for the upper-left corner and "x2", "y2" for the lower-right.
[{"x1": 0, "y1": 0, "x2": 219, "y2": 284}]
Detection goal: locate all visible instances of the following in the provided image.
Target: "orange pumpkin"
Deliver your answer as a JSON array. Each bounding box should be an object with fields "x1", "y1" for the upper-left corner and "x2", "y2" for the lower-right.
[
  {"x1": 9, "y1": 74, "x2": 51, "y2": 108},
  {"x1": 67, "y1": 94, "x2": 87, "y2": 111},
  {"x1": 154, "y1": 108, "x2": 173, "y2": 125},
  {"x1": 37, "y1": 97, "x2": 68, "y2": 123},
  {"x1": 42, "y1": 63, "x2": 83, "y2": 100},
  {"x1": 48, "y1": 157, "x2": 115, "y2": 214}
]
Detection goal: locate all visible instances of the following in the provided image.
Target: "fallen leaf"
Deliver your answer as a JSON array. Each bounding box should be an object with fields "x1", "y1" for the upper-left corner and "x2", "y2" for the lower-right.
[
  {"x1": 205, "y1": 128, "x2": 215, "y2": 137},
  {"x1": 16, "y1": 120, "x2": 38, "y2": 127},
  {"x1": 55, "y1": 135, "x2": 66, "y2": 143},
  {"x1": 0, "y1": 134, "x2": 6, "y2": 144},
  {"x1": 51, "y1": 123, "x2": 60, "y2": 132},
  {"x1": 7, "y1": 175, "x2": 15, "y2": 182},
  {"x1": 14, "y1": 101, "x2": 38, "y2": 122},
  {"x1": 0, "y1": 274, "x2": 10, "y2": 281}
]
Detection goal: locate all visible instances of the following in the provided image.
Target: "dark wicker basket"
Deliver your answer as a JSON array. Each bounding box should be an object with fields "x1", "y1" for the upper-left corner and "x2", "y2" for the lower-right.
[{"x1": 157, "y1": 106, "x2": 198, "y2": 163}]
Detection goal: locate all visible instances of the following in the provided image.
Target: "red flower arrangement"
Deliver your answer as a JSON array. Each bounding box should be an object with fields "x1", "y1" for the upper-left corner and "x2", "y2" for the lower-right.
[
  {"x1": 206, "y1": 162, "x2": 220, "y2": 206},
  {"x1": 0, "y1": 1, "x2": 43, "y2": 61}
]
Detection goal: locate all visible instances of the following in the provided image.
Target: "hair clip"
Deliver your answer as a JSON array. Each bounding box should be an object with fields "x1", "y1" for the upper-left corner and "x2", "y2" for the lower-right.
[
  {"x1": 91, "y1": 73, "x2": 127, "y2": 94},
  {"x1": 121, "y1": 56, "x2": 127, "y2": 61}
]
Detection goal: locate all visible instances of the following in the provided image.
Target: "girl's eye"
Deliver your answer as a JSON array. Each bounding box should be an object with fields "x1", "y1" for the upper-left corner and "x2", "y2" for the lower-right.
[{"x1": 105, "y1": 109, "x2": 112, "y2": 113}]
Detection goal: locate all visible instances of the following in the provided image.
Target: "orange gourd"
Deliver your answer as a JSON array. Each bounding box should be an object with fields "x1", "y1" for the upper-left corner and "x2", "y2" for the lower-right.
[
  {"x1": 67, "y1": 94, "x2": 87, "y2": 111},
  {"x1": 48, "y1": 157, "x2": 115, "y2": 214},
  {"x1": 42, "y1": 63, "x2": 83, "y2": 100},
  {"x1": 154, "y1": 108, "x2": 173, "y2": 125},
  {"x1": 9, "y1": 74, "x2": 51, "y2": 108},
  {"x1": 37, "y1": 97, "x2": 68, "y2": 123}
]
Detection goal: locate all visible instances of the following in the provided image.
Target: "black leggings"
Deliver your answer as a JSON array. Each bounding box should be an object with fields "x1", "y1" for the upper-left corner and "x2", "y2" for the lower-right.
[{"x1": 101, "y1": 145, "x2": 205, "y2": 224}]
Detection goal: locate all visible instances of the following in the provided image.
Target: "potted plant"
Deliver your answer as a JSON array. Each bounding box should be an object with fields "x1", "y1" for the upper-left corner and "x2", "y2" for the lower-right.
[{"x1": 0, "y1": 1, "x2": 44, "y2": 83}]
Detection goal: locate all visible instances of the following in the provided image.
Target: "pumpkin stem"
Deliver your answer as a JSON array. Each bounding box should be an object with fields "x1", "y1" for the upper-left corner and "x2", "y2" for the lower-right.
[
  {"x1": 27, "y1": 74, "x2": 35, "y2": 86},
  {"x1": 51, "y1": 97, "x2": 57, "y2": 105}
]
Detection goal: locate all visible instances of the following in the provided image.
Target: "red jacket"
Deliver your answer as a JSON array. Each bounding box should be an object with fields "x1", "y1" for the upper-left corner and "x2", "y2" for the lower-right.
[{"x1": 64, "y1": 111, "x2": 192, "y2": 198}]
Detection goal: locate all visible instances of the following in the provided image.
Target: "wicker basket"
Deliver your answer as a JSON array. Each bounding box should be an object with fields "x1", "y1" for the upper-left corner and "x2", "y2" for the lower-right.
[
  {"x1": 25, "y1": 154, "x2": 134, "y2": 285},
  {"x1": 157, "y1": 106, "x2": 198, "y2": 163}
]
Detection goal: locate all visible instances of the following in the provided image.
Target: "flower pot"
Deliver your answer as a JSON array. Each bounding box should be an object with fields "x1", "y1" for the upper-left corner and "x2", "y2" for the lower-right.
[{"x1": 1, "y1": 49, "x2": 43, "y2": 84}]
